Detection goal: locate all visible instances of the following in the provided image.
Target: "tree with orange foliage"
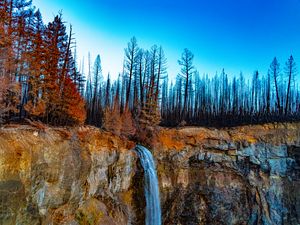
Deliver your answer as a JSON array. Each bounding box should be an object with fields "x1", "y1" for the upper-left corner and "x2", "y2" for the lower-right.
[
  {"x1": 42, "y1": 13, "x2": 68, "y2": 124},
  {"x1": 120, "y1": 109, "x2": 136, "y2": 138},
  {"x1": 60, "y1": 76, "x2": 86, "y2": 125},
  {"x1": 24, "y1": 10, "x2": 47, "y2": 119},
  {"x1": 36, "y1": 13, "x2": 87, "y2": 126},
  {"x1": 103, "y1": 106, "x2": 122, "y2": 136},
  {"x1": 103, "y1": 78, "x2": 122, "y2": 135}
]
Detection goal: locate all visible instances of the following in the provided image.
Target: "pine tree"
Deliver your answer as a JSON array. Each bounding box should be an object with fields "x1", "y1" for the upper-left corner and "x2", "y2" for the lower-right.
[
  {"x1": 270, "y1": 57, "x2": 281, "y2": 114},
  {"x1": 43, "y1": 14, "x2": 67, "y2": 123},
  {"x1": 178, "y1": 48, "x2": 194, "y2": 120},
  {"x1": 60, "y1": 76, "x2": 86, "y2": 125},
  {"x1": 124, "y1": 37, "x2": 139, "y2": 110},
  {"x1": 89, "y1": 54, "x2": 103, "y2": 126},
  {"x1": 284, "y1": 55, "x2": 296, "y2": 115},
  {"x1": 24, "y1": 9, "x2": 46, "y2": 119}
]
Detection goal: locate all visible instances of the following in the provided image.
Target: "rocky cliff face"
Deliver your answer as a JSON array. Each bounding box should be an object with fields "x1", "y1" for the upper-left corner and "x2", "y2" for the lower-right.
[
  {"x1": 154, "y1": 123, "x2": 300, "y2": 225},
  {"x1": 0, "y1": 123, "x2": 299, "y2": 225},
  {"x1": 0, "y1": 126, "x2": 137, "y2": 225}
]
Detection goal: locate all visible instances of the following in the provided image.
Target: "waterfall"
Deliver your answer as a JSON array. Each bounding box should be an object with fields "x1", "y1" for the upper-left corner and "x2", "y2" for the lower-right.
[{"x1": 135, "y1": 145, "x2": 161, "y2": 225}]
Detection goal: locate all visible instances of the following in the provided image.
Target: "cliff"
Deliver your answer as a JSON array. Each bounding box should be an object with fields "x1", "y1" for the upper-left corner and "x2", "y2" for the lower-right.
[
  {"x1": 154, "y1": 123, "x2": 300, "y2": 225},
  {"x1": 0, "y1": 123, "x2": 299, "y2": 225},
  {"x1": 0, "y1": 126, "x2": 136, "y2": 225}
]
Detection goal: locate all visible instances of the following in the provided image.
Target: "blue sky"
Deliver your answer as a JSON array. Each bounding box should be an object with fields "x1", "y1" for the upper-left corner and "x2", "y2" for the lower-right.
[{"x1": 33, "y1": 0, "x2": 300, "y2": 80}]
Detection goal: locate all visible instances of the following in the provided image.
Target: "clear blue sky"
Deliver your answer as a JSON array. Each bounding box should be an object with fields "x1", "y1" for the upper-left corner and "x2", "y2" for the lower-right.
[{"x1": 33, "y1": 0, "x2": 300, "y2": 79}]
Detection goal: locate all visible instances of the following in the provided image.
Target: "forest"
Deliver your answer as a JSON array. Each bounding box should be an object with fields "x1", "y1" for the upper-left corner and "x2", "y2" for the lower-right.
[{"x1": 0, "y1": 0, "x2": 299, "y2": 141}]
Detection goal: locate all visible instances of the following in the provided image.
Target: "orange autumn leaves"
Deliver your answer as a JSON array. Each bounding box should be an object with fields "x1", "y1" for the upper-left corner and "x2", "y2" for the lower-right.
[
  {"x1": 62, "y1": 77, "x2": 86, "y2": 125},
  {"x1": 24, "y1": 76, "x2": 86, "y2": 125}
]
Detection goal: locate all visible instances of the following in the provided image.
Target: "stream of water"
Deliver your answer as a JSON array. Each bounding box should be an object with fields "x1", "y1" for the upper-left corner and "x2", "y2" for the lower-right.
[{"x1": 135, "y1": 145, "x2": 161, "y2": 225}]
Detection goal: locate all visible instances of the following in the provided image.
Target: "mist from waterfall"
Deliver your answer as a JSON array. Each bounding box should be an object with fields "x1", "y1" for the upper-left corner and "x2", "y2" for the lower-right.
[{"x1": 135, "y1": 145, "x2": 162, "y2": 225}]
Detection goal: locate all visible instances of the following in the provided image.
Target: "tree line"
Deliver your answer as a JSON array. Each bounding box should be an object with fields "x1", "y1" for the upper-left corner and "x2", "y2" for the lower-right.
[
  {"x1": 161, "y1": 51, "x2": 299, "y2": 127},
  {"x1": 0, "y1": 1, "x2": 299, "y2": 140}
]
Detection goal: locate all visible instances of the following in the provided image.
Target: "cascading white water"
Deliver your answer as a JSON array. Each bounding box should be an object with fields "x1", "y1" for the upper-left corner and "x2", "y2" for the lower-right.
[{"x1": 135, "y1": 145, "x2": 161, "y2": 225}]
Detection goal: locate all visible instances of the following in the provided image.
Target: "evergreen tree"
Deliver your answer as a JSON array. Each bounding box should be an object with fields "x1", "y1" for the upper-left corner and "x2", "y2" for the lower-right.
[
  {"x1": 270, "y1": 57, "x2": 281, "y2": 114},
  {"x1": 178, "y1": 48, "x2": 194, "y2": 120},
  {"x1": 124, "y1": 36, "x2": 139, "y2": 110},
  {"x1": 284, "y1": 55, "x2": 297, "y2": 115}
]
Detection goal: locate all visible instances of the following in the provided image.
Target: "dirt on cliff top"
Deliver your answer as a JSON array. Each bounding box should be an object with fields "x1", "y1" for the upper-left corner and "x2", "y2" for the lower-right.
[
  {"x1": 0, "y1": 122, "x2": 299, "y2": 153},
  {"x1": 156, "y1": 122, "x2": 300, "y2": 151},
  {"x1": 0, "y1": 124, "x2": 135, "y2": 151}
]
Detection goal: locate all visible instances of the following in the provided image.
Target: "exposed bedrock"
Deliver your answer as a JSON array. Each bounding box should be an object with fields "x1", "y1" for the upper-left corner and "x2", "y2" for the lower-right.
[
  {"x1": 155, "y1": 123, "x2": 300, "y2": 225},
  {"x1": 0, "y1": 123, "x2": 299, "y2": 225}
]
